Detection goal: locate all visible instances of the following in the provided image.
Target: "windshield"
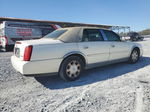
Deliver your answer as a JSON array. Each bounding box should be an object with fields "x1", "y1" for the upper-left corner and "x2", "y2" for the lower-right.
[{"x1": 44, "y1": 29, "x2": 67, "y2": 39}]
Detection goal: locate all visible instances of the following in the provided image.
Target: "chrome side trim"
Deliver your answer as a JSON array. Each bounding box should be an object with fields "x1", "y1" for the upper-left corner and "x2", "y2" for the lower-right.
[
  {"x1": 24, "y1": 72, "x2": 57, "y2": 76},
  {"x1": 87, "y1": 52, "x2": 108, "y2": 56},
  {"x1": 110, "y1": 50, "x2": 129, "y2": 54},
  {"x1": 30, "y1": 58, "x2": 63, "y2": 62}
]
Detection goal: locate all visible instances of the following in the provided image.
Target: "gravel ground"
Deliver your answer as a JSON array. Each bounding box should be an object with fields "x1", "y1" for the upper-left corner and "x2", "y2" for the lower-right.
[{"x1": 0, "y1": 38, "x2": 150, "y2": 112}]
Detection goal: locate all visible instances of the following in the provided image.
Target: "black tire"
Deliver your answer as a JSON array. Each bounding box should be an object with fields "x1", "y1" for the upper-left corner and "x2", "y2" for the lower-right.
[
  {"x1": 128, "y1": 48, "x2": 140, "y2": 64},
  {"x1": 59, "y1": 56, "x2": 84, "y2": 81}
]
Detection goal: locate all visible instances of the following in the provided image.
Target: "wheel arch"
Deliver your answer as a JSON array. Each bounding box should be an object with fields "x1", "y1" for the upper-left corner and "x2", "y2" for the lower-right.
[
  {"x1": 58, "y1": 51, "x2": 87, "y2": 76},
  {"x1": 62, "y1": 51, "x2": 87, "y2": 67},
  {"x1": 131, "y1": 46, "x2": 140, "y2": 54},
  {"x1": 128, "y1": 46, "x2": 141, "y2": 63}
]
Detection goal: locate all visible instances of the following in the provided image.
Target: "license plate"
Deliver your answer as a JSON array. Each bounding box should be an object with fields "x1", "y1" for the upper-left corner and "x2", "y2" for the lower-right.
[{"x1": 15, "y1": 48, "x2": 20, "y2": 57}]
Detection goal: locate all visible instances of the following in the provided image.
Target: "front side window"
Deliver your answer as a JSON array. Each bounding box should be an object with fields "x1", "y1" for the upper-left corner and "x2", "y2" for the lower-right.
[
  {"x1": 103, "y1": 30, "x2": 121, "y2": 41},
  {"x1": 44, "y1": 30, "x2": 67, "y2": 39},
  {"x1": 82, "y1": 29, "x2": 104, "y2": 42}
]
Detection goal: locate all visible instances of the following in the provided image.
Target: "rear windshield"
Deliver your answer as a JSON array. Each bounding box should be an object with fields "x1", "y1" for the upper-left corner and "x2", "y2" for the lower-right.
[{"x1": 44, "y1": 30, "x2": 67, "y2": 39}]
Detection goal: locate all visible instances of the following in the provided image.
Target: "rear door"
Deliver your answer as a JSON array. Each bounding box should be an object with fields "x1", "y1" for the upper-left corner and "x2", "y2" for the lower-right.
[
  {"x1": 78, "y1": 29, "x2": 110, "y2": 66},
  {"x1": 102, "y1": 30, "x2": 130, "y2": 61}
]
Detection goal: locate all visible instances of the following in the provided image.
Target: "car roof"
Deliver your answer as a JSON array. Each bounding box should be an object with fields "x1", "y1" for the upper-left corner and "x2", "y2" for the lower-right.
[
  {"x1": 57, "y1": 27, "x2": 112, "y2": 43},
  {"x1": 58, "y1": 26, "x2": 111, "y2": 31}
]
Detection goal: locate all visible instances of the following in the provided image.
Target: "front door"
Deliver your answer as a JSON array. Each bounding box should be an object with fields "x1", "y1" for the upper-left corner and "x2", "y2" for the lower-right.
[{"x1": 102, "y1": 30, "x2": 130, "y2": 61}]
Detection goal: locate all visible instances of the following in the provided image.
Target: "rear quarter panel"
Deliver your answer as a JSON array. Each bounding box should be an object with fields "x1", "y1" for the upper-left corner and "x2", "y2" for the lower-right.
[{"x1": 30, "y1": 43, "x2": 79, "y2": 61}]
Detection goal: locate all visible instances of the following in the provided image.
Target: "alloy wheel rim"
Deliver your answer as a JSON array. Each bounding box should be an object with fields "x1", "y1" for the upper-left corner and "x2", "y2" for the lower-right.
[
  {"x1": 132, "y1": 50, "x2": 138, "y2": 62},
  {"x1": 66, "y1": 60, "x2": 81, "y2": 78}
]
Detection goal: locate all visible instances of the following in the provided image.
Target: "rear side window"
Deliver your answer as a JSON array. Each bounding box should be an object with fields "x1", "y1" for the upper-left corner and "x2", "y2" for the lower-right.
[
  {"x1": 103, "y1": 30, "x2": 120, "y2": 41},
  {"x1": 82, "y1": 29, "x2": 104, "y2": 42},
  {"x1": 44, "y1": 30, "x2": 67, "y2": 39}
]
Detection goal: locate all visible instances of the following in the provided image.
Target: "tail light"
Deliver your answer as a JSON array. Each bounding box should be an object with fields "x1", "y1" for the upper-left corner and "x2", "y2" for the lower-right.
[{"x1": 23, "y1": 45, "x2": 33, "y2": 61}]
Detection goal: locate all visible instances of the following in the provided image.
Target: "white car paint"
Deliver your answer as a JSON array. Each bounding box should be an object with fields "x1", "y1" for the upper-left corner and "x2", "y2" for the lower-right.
[
  {"x1": 11, "y1": 27, "x2": 143, "y2": 76},
  {"x1": 109, "y1": 41, "x2": 131, "y2": 61},
  {"x1": 78, "y1": 41, "x2": 110, "y2": 64}
]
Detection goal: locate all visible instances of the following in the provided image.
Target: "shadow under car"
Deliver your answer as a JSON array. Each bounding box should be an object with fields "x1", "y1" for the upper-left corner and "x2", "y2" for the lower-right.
[{"x1": 35, "y1": 57, "x2": 150, "y2": 90}]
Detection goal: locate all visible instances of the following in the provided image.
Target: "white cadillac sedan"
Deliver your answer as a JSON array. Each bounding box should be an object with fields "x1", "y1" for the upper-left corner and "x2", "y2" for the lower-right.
[{"x1": 11, "y1": 27, "x2": 143, "y2": 81}]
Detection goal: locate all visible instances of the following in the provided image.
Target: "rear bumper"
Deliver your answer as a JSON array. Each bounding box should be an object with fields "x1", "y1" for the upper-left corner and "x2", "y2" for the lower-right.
[
  {"x1": 11, "y1": 55, "x2": 62, "y2": 75},
  {"x1": 11, "y1": 55, "x2": 28, "y2": 74}
]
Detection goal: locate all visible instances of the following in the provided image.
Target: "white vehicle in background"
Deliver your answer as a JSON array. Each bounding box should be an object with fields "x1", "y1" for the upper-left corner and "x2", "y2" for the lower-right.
[
  {"x1": 11, "y1": 27, "x2": 143, "y2": 81},
  {"x1": 0, "y1": 21, "x2": 59, "y2": 51},
  {"x1": 121, "y1": 36, "x2": 131, "y2": 41}
]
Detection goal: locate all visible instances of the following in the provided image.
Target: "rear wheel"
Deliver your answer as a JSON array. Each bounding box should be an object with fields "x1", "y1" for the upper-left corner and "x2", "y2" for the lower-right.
[
  {"x1": 59, "y1": 56, "x2": 84, "y2": 81},
  {"x1": 128, "y1": 48, "x2": 140, "y2": 63}
]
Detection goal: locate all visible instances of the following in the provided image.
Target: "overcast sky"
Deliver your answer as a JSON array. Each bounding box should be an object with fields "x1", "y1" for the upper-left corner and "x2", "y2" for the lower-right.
[{"x1": 0, "y1": 0, "x2": 149, "y2": 31}]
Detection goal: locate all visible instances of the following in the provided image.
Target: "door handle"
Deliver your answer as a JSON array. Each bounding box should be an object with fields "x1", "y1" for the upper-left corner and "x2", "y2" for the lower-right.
[
  {"x1": 83, "y1": 46, "x2": 89, "y2": 49},
  {"x1": 111, "y1": 45, "x2": 115, "y2": 47}
]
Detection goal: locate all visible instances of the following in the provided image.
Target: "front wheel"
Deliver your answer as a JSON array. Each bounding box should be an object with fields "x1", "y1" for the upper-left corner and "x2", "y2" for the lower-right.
[
  {"x1": 59, "y1": 56, "x2": 84, "y2": 81},
  {"x1": 128, "y1": 48, "x2": 140, "y2": 63}
]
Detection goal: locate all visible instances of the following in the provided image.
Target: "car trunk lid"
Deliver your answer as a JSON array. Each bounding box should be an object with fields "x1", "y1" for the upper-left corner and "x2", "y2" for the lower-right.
[{"x1": 14, "y1": 38, "x2": 62, "y2": 61}]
